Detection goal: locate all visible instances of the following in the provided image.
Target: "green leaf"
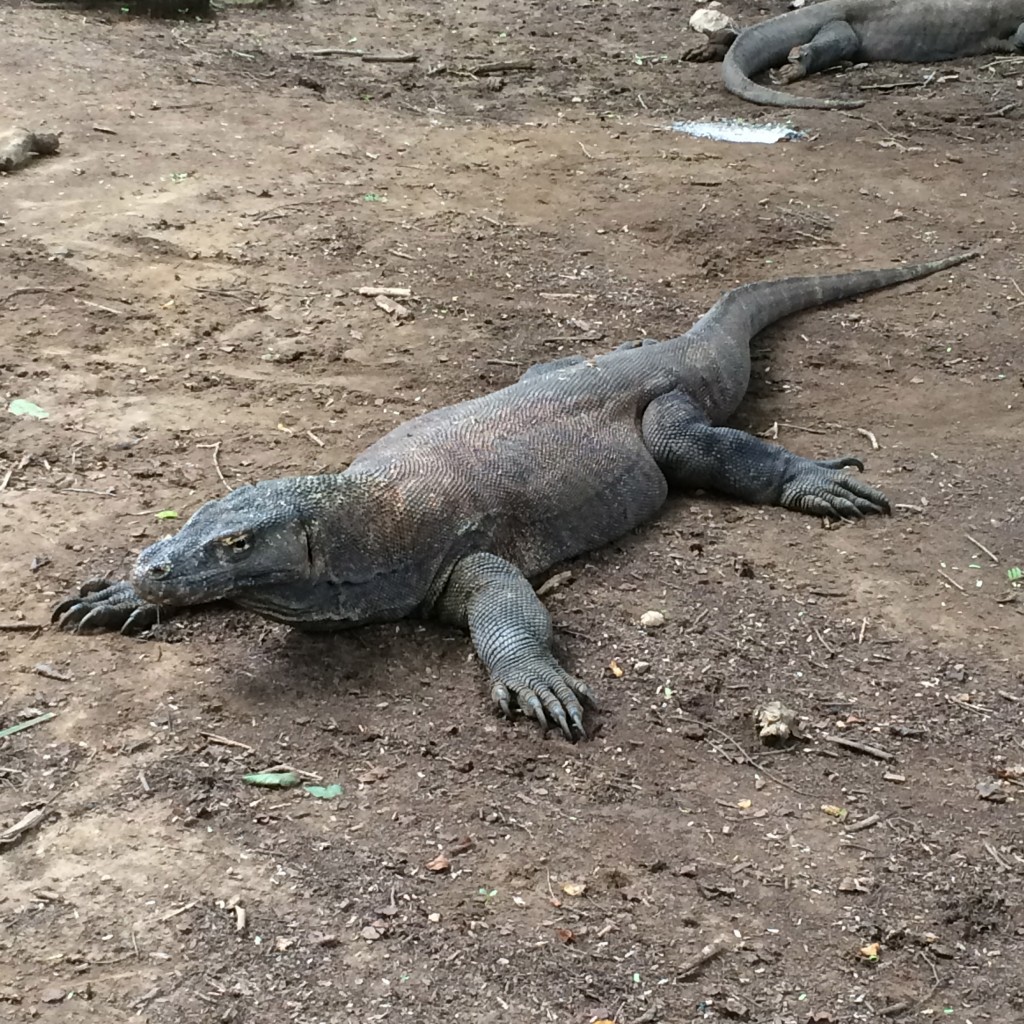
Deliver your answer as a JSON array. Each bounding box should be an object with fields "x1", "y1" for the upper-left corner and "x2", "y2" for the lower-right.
[
  {"x1": 8, "y1": 399, "x2": 49, "y2": 419},
  {"x1": 243, "y1": 771, "x2": 300, "y2": 788},
  {"x1": 1008, "y1": 566, "x2": 1023, "y2": 583},
  {"x1": 304, "y1": 783, "x2": 344, "y2": 800},
  {"x1": 155, "y1": 510, "x2": 180, "y2": 520}
]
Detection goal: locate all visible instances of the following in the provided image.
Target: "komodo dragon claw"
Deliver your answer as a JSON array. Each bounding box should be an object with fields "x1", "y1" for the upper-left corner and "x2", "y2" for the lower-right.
[
  {"x1": 780, "y1": 456, "x2": 891, "y2": 519},
  {"x1": 490, "y1": 657, "x2": 596, "y2": 741},
  {"x1": 52, "y1": 579, "x2": 162, "y2": 633}
]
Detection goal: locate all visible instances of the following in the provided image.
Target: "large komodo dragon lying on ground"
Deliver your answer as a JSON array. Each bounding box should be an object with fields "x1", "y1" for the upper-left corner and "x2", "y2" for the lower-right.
[
  {"x1": 56, "y1": 252, "x2": 975, "y2": 739},
  {"x1": 711, "y1": 0, "x2": 1024, "y2": 109}
]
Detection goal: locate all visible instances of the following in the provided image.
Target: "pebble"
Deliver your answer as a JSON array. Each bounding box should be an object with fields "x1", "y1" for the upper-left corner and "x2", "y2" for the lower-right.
[
  {"x1": 640, "y1": 610, "x2": 665, "y2": 629},
  {"x1": 633, "y1": 661, "x2": 651, "y2": 675}
]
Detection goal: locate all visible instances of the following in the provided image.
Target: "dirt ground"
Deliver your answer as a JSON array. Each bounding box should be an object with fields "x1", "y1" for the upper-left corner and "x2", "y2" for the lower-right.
[{"x1": 2, "y1": 1, "x2": 1023, "y2": 1021}]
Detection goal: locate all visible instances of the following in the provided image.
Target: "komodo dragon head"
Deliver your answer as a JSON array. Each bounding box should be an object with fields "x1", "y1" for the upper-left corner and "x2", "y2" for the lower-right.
[{"x1": 128, "y1": 474, "x2": 435, "y2": 627}]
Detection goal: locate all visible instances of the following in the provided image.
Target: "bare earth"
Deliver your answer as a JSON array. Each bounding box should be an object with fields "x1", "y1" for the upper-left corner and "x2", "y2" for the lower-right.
[{"x1": 2, "y1": 2, "x2": 1022, "y2": 1021}]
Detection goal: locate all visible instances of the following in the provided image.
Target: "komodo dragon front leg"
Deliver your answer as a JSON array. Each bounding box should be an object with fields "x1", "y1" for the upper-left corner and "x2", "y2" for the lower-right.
[
  {"x1": 642, "y1": 393, "x2": 890, "y2": 517},
  {"x1": 771, "y1": 20, "x2": 861, "y2": 85},
  {"x1": 435, "y1": 552, "x2": 596, "y2": 740}
]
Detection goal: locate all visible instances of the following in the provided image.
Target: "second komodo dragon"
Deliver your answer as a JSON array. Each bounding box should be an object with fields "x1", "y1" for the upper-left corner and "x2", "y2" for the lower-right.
[
  {"x1": 717, "y1": 0, "x2": 1024, "y2": 109},
  {"x1": 56, "y1": 252, "x2": 975, "y2": 739}
]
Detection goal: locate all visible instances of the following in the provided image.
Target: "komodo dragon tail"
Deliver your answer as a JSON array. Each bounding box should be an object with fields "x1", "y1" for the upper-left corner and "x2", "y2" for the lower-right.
[
  {"x1": 722, "y1": 5, "x2": 866, "y2": 109},
  {"x1": 690, "y1": 252, "x2": 977, "y2": 343}
]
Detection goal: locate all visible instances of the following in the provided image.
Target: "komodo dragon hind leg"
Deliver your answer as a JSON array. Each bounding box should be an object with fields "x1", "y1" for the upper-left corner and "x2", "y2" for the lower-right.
[
  {"x1": 436, "y1": 552, "x2": 596, "y2": 740},
  {"x1": 52, "y1": 578, "x2": 164, "y2": 633},
  {"x1": 642, "y1": 392, "x2": 890, "y2": 518},
  {"x1": 772, "y1": 20, "x2": 860, "y2": 85}
]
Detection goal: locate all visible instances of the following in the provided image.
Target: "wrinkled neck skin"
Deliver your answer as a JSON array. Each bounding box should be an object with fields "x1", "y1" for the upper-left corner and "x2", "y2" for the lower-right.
[{"x1": 129, "y1": 471, "x2": 450, "y2": 630}]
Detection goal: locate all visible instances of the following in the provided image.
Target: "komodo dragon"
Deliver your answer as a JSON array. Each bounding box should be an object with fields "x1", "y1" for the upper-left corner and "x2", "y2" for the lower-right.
[
  {"x1": 715, "y1": 0, "x2": 1024, "y2": 109},
  {"x1": 55, "y1": 252, "x2": 975, "y2": 739}
]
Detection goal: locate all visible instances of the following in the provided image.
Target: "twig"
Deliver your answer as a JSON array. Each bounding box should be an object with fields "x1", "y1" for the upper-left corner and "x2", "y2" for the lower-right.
[
  {"x1": 858, "y1": 617, "x2": 868, "y2": 644},
  {"x1": 0, "y1": 466, "x2": 12, "y2": 491},
  {"x1": 362, "y1": 52, "x2": 418, "y2": 64},
  {"x1": 357, "y1": 286, "x2": 411, "y2": 298},
  {"x1": 197, "y1": 442, "x2": 230, "y2": 492},
  {"x1": 306, "y1": 430, "x2": 325, "y2": 447},
  {"x1": 200, "y1": 731, "x2": 255, "y2": 752},
  {"x1": 159, "y1": 901, "x2": 198, "y2": 922},
  {"x1": 682, "y1": 714, "x2": 807, "y2": 795},
  {"x1": 983, "y1": 841, "x2": 1016, "y2": 872},
  {"x1": 813, "y1": 627, "x2": 838, "y2": 656},
  {"x1": 470, "y1": 60, "x2": 535, "y2": 75},
  {"x1": 677, "y1": 941, "x2": 725, "y2": 979},
  {"x1": 0, "y1": 286, "x2": 66, "y2": 305},
  {"x1": 0, "y1": 622, "x2": 45, "y2": 632},
  {"x1": 60, "y1": 486, "x2": 116, "y2": 497},
  {"x1": 858, "y1": 80, "x2": 924, "y2": 92},
  {"x1": 856, "y1": 426, "x2": 879, "y2": 450},
  {"x1": 295, "y1": 48, "x2": 365, "y2": 57},
  {"x1": 844, "y1": 812, "x2": 880, "y2": 833},
  {"x1": 824, "y1": 734, "x2": 895, "y2": 761},
  {"x1": 777, "y1": 420, "x2": 829, "y2": 435},
  {"x1": 936, "y1": 568, "x2": 965, "y2": 592},
  {"x1": 965, "y1": 534, "x2": 998, "y2": 563}
]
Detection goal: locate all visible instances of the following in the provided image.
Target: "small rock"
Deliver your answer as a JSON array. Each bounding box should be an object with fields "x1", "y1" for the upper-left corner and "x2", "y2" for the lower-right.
[
  {"x1": 689, "y1": 6, "x2": 736, "y2": 35},
  {"x1": 360, "y1": 925, "x2": 381, "y2": 941},
  {"x1": 40, "y1": 987, "x2": 65, "y2": 1004},
  {"x1": 427, "y1": 912, "x2": 441, "y2": 923},
  {"x1": 640, "y1": 610, "x2": 665, "y2": 629},
  {"x1": 977, "y1": 780, "x2": 1008, "y2": 802},
  {"x1": 261, "y1": 338, "x2": 304, "y2": 363},
  {"x1": 633, "y1": 660, "x2": 652, "y2": 675},
  {"x1": 680, "y1": 721, "x2": 705, "y2": 741}
]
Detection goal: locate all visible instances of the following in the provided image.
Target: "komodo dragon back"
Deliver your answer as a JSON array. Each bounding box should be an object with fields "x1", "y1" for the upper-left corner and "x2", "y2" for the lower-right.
[
  {"x1": 54, "y1": 251, "x2": 978, "y2": 741},
  {"x1": 721, "y1": 0, "x2": 1024, "y2": 109}
]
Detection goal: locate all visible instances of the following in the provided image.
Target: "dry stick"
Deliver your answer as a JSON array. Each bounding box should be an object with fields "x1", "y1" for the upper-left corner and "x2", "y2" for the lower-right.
[
  {"x1": 362, "y1": 52, "x2": 418, "y2": 64},
  {"x1": 471, "y1": 60, "x2": 535, "y2": 74},
  {"x1": 200, "y1": 731, "x2": 255, "y2": 752},
  {"x1": 824, "y1": 734, "x2": 895, "y2": 761},
  {"x1": 983, "y1": 841, "x2": 1017, "y2": 872},
  {"x1": 965, "y1": 534, "x2": 998, "y2": 563},
  {"x1": 856, "y1": 426, "x2": 879, "y2": 450},
  {"x1": 682, "y1": 714, "x2": 808, "y2": 795},
  {"x1": 937, "y1": 568, "x2": 965, "y2": 592},
  {"x1": 197, "y1": 442, "x2": 230, "y2": 492},
  {"x1": 844, "y1": 812, "x2": 880, "y2": 833},
  {"x1": 0, "y1": 466, "x2": 13, "y2": 491},
  {"x1": 357, "y1": 286, "x2": 411, "y2": 298},
  {"x1": 677, "y1": 941, "x2": 726, "y2": 979},
  {"x1": 0, "y1": 622, "x2": 45, "y2": 632}
]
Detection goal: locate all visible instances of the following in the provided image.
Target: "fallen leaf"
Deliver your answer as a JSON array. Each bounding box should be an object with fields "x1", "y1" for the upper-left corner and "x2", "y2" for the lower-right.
[
  {"x1": 8, "y1": 398, "x2": 49, "y2": 419},
  {"x1": 561, "y1": 881, "x2": 586, "y2": 897},
  {"x1": 243, "y1": 771, "x2": 300, "y2": 788},
  {"x1": 858, "y1": 941, "x2": 881, "y2": 960},
  {"x1": 554, "y1": 927, "x2": 575, "y2": 944},
  {"x1": 361, "y1": 926, "x2": 381, "y2": 941},
  {"x1": 304, "y1": 783, "x2": 344, "y2": 800},
  {"x1": 155, "y1": 509, "x2": 179, "y2": 520},
  {"x1": 425, "y1": 853, "x2": 451, "y2": 873},
  {"x1": 608, "y1": 659, "x2": 624, "y2": 678},
  {"x1": 821, "y1": 804, "x2": 847, "y2": 821}
]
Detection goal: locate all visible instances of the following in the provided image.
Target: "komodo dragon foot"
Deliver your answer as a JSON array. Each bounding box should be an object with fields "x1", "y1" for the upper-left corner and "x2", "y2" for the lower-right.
[
  {"x1": 52, "y1": 579, "x2": 163, "y2": 633},
  {"x1": 437, "y1": 552, "x2": 597, "y2": 741}
]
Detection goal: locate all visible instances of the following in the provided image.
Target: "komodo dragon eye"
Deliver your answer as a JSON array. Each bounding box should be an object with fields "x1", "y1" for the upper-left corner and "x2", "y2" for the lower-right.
[{"x1": 221, "y1": 534, "x2": 250, "y2": 552}]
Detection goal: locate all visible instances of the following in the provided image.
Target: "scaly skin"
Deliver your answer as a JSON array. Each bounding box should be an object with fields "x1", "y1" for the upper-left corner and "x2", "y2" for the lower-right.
[
  {"x1": 55, "y1": 252, "x2": 977, "y2": 740},
  {"x1": 718, "y1": 0, "x2": 1024, "y2": 109}
]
